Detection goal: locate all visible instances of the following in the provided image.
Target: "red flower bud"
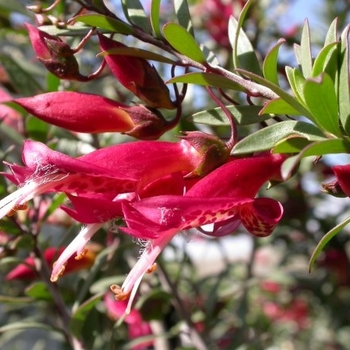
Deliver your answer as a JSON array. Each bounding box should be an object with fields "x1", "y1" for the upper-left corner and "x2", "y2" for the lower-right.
[
  {"x1": 179, "y1": 131, "x2": 230, "y2": 176},
  {"x1": 13, "y1": 91, "x2": 171, "y2": 139},
  {"x1": 98, "y1": 33, "x2": 175, "y2": 109},
  {"x1": 6, "y1": 246, "x2": 98, "y2": 280},
  {"x1": 26, "y1": 23, "x2": 88, "y2": 81}
]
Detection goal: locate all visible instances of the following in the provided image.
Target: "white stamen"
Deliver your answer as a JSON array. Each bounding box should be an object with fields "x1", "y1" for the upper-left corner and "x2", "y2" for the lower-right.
[{"x1": 51, "y1": 222, "x2": 103, "y2": 280}]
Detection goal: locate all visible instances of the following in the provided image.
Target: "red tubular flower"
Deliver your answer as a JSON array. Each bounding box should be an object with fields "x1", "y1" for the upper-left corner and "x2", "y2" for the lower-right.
[
  {"x1": 98, "y1": 33, "x2": 175, "y2": 109},
  {"x1": 26, "y1": 23, "x2": 88, "y2": 81},
  {"x1": 111, "y1": 153, "x2": 286, "y2": 311},
  {"x1": 0, "y1": 138, "x2": 209, "y2": 222},
  {"x1": 13, "y1": 91, "x2": 172, "y2": 139},
  {"x1": 5, "y1": 246, "x2": 97, "y2": 280},
  {"x1": 331, "y1": 164, "x2": 350, "y2": 197},
  {"x1": 1, "y1": 136, "x2": 225, "y2": 281}
]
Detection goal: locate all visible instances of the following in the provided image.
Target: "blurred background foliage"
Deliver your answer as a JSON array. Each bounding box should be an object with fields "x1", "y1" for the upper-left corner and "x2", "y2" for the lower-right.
[{"x1": 1, "y1": 1, "x2": 350, "y2": 349}]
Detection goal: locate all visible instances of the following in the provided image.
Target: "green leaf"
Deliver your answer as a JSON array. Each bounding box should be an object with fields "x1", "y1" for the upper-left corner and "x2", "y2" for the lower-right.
[
  {"x1": 167, "y1": 72, "x2": 245, "y2": 90},
  {"x1": 273, "y1": 137, "x2": 312, "y2": 153},
  {"x1": 41, "y1": 193, "x2": 66, "y2": 222},
  {"x1": 279, "y1": 138, "x2": 350, "y2": 179},
  {"x1": 121, "y1": 0, "x2": 152, "y2": 33},
  {"x1": 231, "y1": 120, "x2": 327, "y2": 155},
  {"x1": 236, "y1": 68, "x2": 312, "y2": 118},
  {"x1": 309, "y1": 215, "x2": 350, "y2": 272},
  {"x1": 285, "y1": 66, "x2": 306, "y2": 104},
  {"x1": 189, "y1": 105, "x2": 269, "y2": 126},
  {"x1": 275, "y1": 137, "x2": 350, "y2": 156},
  {"x1": 174, "y1": 0, "x2": 194, "y2": 36},
  {"x1": 75, "y1": 14, "x2": 133, "y2": 34},
  {"x1": 0, "y1": 0, "x2": 32, "y2": 15},
  {"x1": 0, "y1": 321, "x2": 60, "y2": 334},
  {"x1": 70, "y1": 293, "x2": 103, "y2": 337},
  {"x1": 338, "y1": 24, "x2": 350, "y2": 134},
  {"x1": 263, "y1": 38, "x2": 285, "y2": 85},
  {"x1": 0, "y1": 54, "x2": 42, "y2": 96},
  {"x1": 150, "y1": 0, "x2": 162, "y2": 37},
  {"x1": 312, "y1": 42, "x2": 338, "y2": 77},
  {"x1": 98, "y1": 46, "x2": 176, "y2": 64},
  {"x1": 162, "y1": 23, "x2": 206, "y2": 64},
  {"x1": 303, "y1": 73, "x2": 341, "y2": 136},
  {"x1": 26, "y1": 116, "x2": 49, "y2": 143},
  {"x1": 260, "y1": 97, "x2": 301, "y2": 116},
  {"x1": 297, "y1": 19, "x2": 313, "y2": 78},
  {"x1": 228, "y1": 0, "x2": 261, "y2": 75},
  {"x1": 324, "y1": 18, "x2": 338, "y2": 46},
  {"x1": 25, "y1": 282, "x2": 52, "y2": 301},
  {"x1": 228, "y1": 14, "x2": 261, "y2": 74}
]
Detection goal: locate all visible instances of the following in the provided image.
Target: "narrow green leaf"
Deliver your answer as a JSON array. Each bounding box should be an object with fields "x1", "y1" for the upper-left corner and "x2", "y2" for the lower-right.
[
  {"x1": 167, "y1": 72, "x2": 245, "y2": 90},
  {"x1": 150, "y1": 0, "x2": 162, "y2": 37},
  {"x1": 285, "y1": 66, "x2": 306, "y2": 104},
  {"x1": 174, "y1": 0, "x2": 194, "y2": 35},
  {"x1": 324, "y1": 18, "x2": 338, "y2": 46},
  {"x1": 231, "y1": 120, "x2": 327, "y2": 155},
  {"x1": 312, "y1": 42, "x2": 338, "y2": 77},
  {"x1": 25, "y1": 282, "x2": 52, "y2": 301},
  {"x1": 260, "y1": 98, "x2": 301, "y2": 116},
  {"x1": 299, "y1": 19, "x2": 313, "y2": 78},
  {"x1": 263, "y1": 39, "x2": 285, "y2": 85},
  {"x1": 75, "y1": 14, "x2": 133, "y2": 34},
  {"x1": 0, "y1": 0, "x2": 32, "y2": 15},
  {"x1": 189, "y1": 105, "x2": 268, "y2": 126},
  {"x1": 26, "y1": 117, "x2": 49, "y2": 143},
  {"x1": 121, "y1": 0, "x2": 152, "y2": 33},
  {"x1": 98, "y1": 47, "x2": 176, "y2": 64},
  {"x1": 228, "y1": 0, "x2": 261, "y2": 75},
  {"x1": 279, "y1": 138, "x2": 350, "y2": 179},
  {"x1": 228, "y1": 14, "x2": 261, "y2": 74},
  {"x1": 38, "y1": 23, "x2": 96, "y2": 37},
  {"x1": 0, "y1": 321, "x2": 60, "y2": 333},
  {"x1": 70, "y1": 294, "x2": 103, "y2": 337},
  {"x1": 236, "y1": 69, "x2": 312, "y2": 118},
  {"x1": 303, "y1": 73, "x2": 341, "y2": 136},
  {"x1": 273, "y1": 137, "x2": 312, "y2": 154},
  {"x1": 309, "y1": 215, "x2": 350, "y2": 272},
  {"x1": 338, "y1": 24, "x2": 350, "y2": 134},
  {"x1": 162, "y1": 23, "x2": 206, "y2": 63},
  {"x1": 275, "y1": 138, "x2": 350, "y2": 156},
  {"x1": 0, "y1": 54, "x2": 42, "y2": 96}
]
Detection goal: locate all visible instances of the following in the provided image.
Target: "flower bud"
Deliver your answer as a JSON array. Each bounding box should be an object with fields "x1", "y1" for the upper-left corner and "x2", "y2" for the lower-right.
[
  {"x1": 12, "y1": 91, "x2": 172, "y2": 139},
  {"x1": 98, "y1": 33, "x2": 175, "y2": 109},
  {"x1": 179, "y1": 131, "x2": 230, "y2": 176},
  {"x1": 26, "y1": 23, "x2": 88, "y2": 81}
]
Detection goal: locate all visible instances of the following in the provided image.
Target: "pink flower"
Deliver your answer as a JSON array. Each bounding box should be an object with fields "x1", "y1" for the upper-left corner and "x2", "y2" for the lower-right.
[
  {"x1": 0, "y1": 87, "x2": 22, "y2": 131},
  {"x1": 331, "y1": 164, "x2": 350, "y2": 197},
  {"x1": 112, "y1": 153, "x2": 286, "y2": 311},
  {"x1": 6, "y1": 246, "x2": 98, "y2": 280},
  {"x1": 98, "y1": 33, "x2": 175, "y2": 109},
  {"x1": 104, "y1": 293, "x2": 153, "y2": 350},
  {"x1": 262, "y1": 298, "x2": 309, "y2": 330},
  {"x1": 13, "y1": 91, "x2": 171, "y2": 139},
  {"x1": 26, "y1": 23, "x2": 88, "y2": 81},
  {"x1": 0, "y1": 138, "x2": 209, "y2": 226}
]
